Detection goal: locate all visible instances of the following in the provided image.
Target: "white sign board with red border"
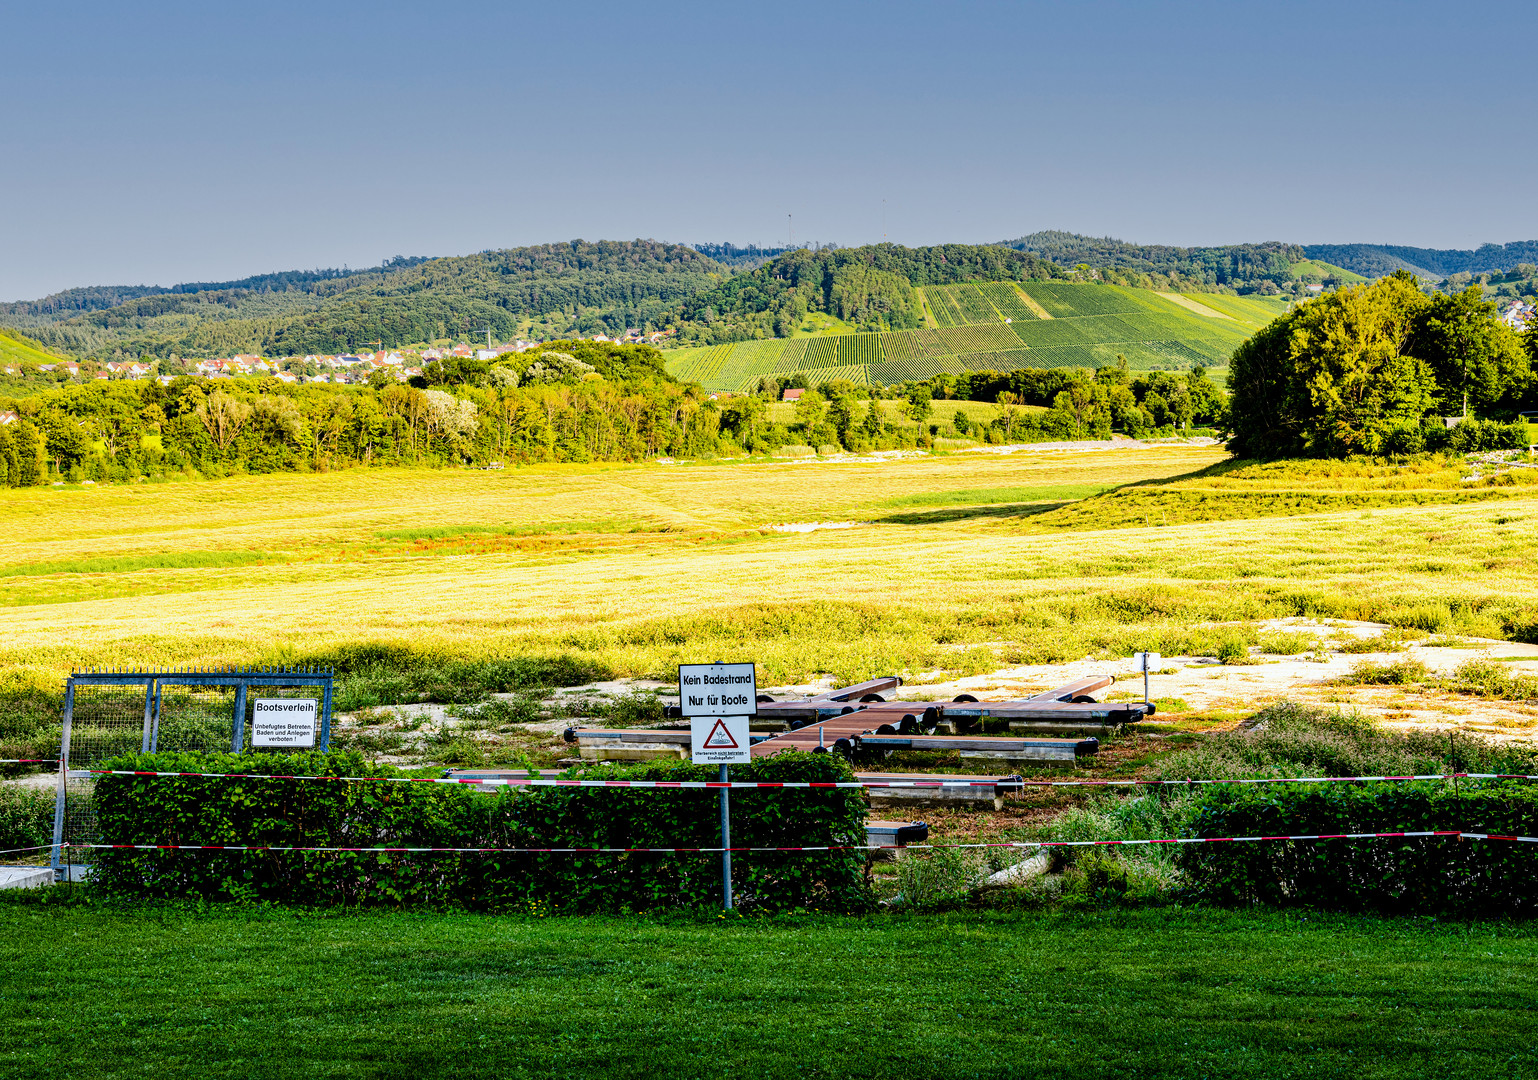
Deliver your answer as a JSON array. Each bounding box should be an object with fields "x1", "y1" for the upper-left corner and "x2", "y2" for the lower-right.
[{"x1": 689, "y1": 714, "x2": 751, "y2": 764}]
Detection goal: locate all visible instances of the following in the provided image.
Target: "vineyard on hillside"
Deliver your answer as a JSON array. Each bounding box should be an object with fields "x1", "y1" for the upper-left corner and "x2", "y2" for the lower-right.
[{"x1": 664, "y1": 284, "x2": 1289, "y2": 391}]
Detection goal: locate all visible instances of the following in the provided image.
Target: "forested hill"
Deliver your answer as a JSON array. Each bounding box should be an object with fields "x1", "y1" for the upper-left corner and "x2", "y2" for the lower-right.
[
  {"x1": 1000, "y1": 231, "x2": 1538, "y2": 284},
  {"x1": 1301, "y1": 241, "x2": 1538, "y2": 279},
  {"x1": 0, "y1": 257, "x2": 431, "y2": 320},
  {"x1": 1000, "y1": 232, "x2": 1304, "y2": 291},
  {"x1": 666, "y1": 243, "x2": 1059, "y2": 344},
  {"x1": 2, "y1": 241, "x2": 727, "y2": 360}
]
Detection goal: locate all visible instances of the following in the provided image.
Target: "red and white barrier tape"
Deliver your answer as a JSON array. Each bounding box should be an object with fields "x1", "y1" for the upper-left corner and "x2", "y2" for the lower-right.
[
  {"x1": 56, "y1": 830, "x2": 1538, "y2": 856},
  {"x1": 0, "y1": 759, "x2": 59, "y2": 765},
  {"x1": 80, "y1": 768, "x2": 1538, "y2": 789}
]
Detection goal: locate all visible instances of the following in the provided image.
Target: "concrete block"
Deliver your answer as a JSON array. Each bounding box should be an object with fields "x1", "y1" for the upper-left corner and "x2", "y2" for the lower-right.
[
  {"x1": 0, "y1": 867, "x2": 54, "y2": 890},
  {"x1": 577, "y1": 744, "x2": 688, "y2": 762},
  {"x1": 868, "y1": 786, "x2": 1006, "y2": 811}
]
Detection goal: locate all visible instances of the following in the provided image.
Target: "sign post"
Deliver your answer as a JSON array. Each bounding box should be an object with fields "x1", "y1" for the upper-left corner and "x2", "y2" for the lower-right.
[
  {"x1": 678, "y1": 662, "x2": 755, "y2": 912},
  {"x1": 1132, "y1": 653, "x2": 1160, "y2": 706}
]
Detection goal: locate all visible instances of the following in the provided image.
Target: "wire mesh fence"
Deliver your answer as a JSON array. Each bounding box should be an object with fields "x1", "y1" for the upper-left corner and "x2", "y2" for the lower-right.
[
  {"x1": 155, "y1": 684, "x2": 240, "y2": 755},
  {"x1": 65, "y1": 683, "x2": 153, "y2": 767}
]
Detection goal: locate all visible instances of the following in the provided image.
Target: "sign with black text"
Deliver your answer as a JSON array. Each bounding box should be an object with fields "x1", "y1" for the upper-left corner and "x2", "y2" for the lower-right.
[
  {"x1": 677, "y1": 663, "x2": 757, "y2": 718},
  {"x1": 252, "y1": 698, "x2": 318, "y2": 748}
]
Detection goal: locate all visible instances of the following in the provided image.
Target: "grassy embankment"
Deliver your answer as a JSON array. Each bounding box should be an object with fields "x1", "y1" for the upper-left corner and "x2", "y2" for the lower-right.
[{"x1": 0, "y1": 903, "x2": 1534, "y2": 1079}]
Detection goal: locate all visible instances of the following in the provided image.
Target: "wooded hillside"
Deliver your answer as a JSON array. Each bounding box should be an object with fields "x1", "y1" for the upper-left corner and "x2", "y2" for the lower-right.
[{"x1": 2, "y1": 243, "x2": 726, "y2": 361}]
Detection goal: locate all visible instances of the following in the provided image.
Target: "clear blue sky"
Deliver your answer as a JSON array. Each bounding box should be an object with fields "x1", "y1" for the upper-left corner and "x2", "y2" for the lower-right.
[{"x1": 4, "y1": 0, "x2": 1534, "y2": 300}]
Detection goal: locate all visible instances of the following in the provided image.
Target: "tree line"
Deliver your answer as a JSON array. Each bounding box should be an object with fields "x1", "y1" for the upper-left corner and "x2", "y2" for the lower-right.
[
  {"x1": 1002, "y1": 232, "x2": 1306, "y2": 293},
  {"x1": 667, "y1": 244, "x2": 1064, "y2": 344},
  {"x1": 0, "y1": 335, "x2": 1231, "y2": 489}
]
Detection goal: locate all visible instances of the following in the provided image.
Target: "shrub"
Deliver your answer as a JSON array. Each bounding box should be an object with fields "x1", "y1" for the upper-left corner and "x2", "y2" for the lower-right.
[
  {"x1": 1215, "y1": 636, "x2": 1249, "y2": 665},
  {"x1": 1151, "y1": 701, "x2": 1538, "y2": 785},
  {"x1": 1379, "y1": 422, "x2": 1426, "y2": 455},
  {"x1": 892, "y1": 847, "x2": 980, "y2": 908},
  {"x1": 1153, "y1": 701, "x2": 1432, "y2": 781},
  {"x1": 1333, "y1": 629, "x2": 1413, "y2": 653},
  {"x1": 1255, "y1": 631, "x2": 1321, "y2": 656},
  {"x1": 1451, "y1": 659, "x2": 1538, "y2": 701},
  {"x1": 320, "y1": 650, "x2": 597, "y2": 711},
  {"x1": 0, "y1": 786, "x2": 53, "y2": 854},
  {"x1": 606, "y1": 691, "x2": 666, "y2": 728},
  {"x1": 88, "y1": 749, "x2": 870, "y2": 913},
  {"x1": 1384, "y1": 602, "x2": 1453, "y2": 633},
  {"x1": 1181, "y1": 781, "x2": 1538, "y2": 916},
  {"x1": 1440, "y1": 418, "x2": 1531, "y2": 453},
  {"x1": 1343, "y1": 658, "x2": 1429, "y2": 685}
]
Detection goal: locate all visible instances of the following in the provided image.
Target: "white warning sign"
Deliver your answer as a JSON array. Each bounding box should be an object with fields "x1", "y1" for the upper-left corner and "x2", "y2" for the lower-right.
[
  {"x1": 677, "y1": 662, "x2": 757, "y2": 718},
  {"x1": 691, "y1": 714, "x2": 750, "y2": 764},
  {"x1": 252, "y1": 698, "x2": 318, "y2": 748}
]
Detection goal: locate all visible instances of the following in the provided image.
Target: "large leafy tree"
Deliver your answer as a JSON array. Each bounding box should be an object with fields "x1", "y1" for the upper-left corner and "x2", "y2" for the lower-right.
[
  {"x1": 1227, "y1": 271, "x2": 1530, "y2": 457},
  {"x1": 1286, "y1": 272, "x2": 1438, "y2": 455}
]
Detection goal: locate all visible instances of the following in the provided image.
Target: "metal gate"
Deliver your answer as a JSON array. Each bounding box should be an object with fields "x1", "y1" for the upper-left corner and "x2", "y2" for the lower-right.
[{"x1": 52, "y1": 667, "x2": 334, "y2": 878}]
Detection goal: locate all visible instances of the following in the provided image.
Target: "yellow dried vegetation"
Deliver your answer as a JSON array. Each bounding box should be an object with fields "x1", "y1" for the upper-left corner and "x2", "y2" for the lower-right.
[{"x1": 2, "y1": 446, "x2": 1536, "y2": 697}]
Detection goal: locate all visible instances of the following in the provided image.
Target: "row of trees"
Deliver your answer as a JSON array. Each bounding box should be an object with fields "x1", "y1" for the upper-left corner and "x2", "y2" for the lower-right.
[
  {"x1": 1, "y1": 341, "x2": 986, "y2": 485},
  {"x1": 1227, "y1": 274, "x2": 1535, "y2": 457},
  {"x1": 746, "y1": 361, "x2": 1226, "y2": 449},
  {"x1": 0, "y1": 343, "x2": 715, "y2": 484}
]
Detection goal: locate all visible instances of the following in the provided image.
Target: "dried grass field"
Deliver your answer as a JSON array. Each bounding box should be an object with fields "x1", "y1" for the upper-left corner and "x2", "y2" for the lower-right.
[{"x1": 3, "y1": 445, "x2": 1536, "y2": 701}]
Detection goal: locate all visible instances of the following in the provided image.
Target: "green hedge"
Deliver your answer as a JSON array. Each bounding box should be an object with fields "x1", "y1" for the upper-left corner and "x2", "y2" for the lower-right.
[
  {"x1": 89, "y1": 750, "x2": 870, "y2": 912},
  {"x1": 1180, "y1": 782, "x2": 1538, "y2": 916}
]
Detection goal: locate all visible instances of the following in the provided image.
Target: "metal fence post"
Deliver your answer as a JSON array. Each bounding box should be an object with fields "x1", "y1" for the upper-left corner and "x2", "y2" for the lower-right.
[
  {"x1": 150, "y1": 681, "x2": 163, "y2": 752},
  {"x1": 719, "y1": 763, "x2": 733, "y2": 911},
  {"x1": 139, "y1": 679, "x2": 156, "y2": 754},
  {"x1": 51, "y1": 681, "x2": 75, "y2": 878},
  {"x1": 231, "y1": 681, "x2": 248, "y2": 753},
  {"x1": 320, "y1": 674, "x2": 333, "y2": 751}
]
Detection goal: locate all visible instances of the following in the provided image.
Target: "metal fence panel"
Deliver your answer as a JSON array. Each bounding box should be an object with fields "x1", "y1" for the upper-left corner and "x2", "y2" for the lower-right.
[
  {"x1": 64, "y1": 683, "x2": 153, "y2": 767},
  {"x1": 51, "y1": 669, "x2": 334, "y2": 879}
]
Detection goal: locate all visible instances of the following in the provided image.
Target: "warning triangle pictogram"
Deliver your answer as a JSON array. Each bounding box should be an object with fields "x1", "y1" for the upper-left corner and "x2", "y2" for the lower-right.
[{"x1": 702, "y1": 718, "x2": 739, "y2": 748}]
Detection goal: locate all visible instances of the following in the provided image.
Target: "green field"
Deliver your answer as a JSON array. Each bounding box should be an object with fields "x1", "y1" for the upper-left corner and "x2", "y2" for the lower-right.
[
  {"x1": 1292, "y1": 258, "x2": 1368, "y2": 283},
  {"x1": 1, "y1": 903, "x2": 1533, "y2": 1079},
  {"x1": 5, "y1": 446, "x2": 1536, "y2": 704},
  {"x1": 0, "y1": 329, "x2": 62, "y2": 369},
  {"x1": 665, "y1": 284, "x2": 1287, "y2": 390}
]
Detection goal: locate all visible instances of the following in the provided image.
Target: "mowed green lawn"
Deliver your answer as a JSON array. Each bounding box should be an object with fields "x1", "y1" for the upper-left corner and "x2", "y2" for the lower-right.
[{"x1": 1, "y1": 903, "x2": 1534, "y2": 1079}]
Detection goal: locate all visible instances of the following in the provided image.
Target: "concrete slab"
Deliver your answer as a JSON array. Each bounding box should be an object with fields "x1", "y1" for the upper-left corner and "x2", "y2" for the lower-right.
[{"x1": 0, "y1": 866, "x2": 53, "y2": 890}]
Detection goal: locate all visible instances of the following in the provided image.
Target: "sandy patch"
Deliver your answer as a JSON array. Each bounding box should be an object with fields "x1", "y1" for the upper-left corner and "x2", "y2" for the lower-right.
[
  {"x1": 771, "y1": 617, "x2": 1538, "y2": 743},
  {"x1": 765, "y1": 522, "x2": 859, "y2": 533},
  {"x1": 1156, "y1": 292, "x2": 1237, "y2": 320}
]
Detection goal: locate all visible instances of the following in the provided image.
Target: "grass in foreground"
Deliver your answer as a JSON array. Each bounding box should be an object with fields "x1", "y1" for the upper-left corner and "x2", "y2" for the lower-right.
[{"x1": 0, "y1": 903, "x2": 1534, "y2": 1079}]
